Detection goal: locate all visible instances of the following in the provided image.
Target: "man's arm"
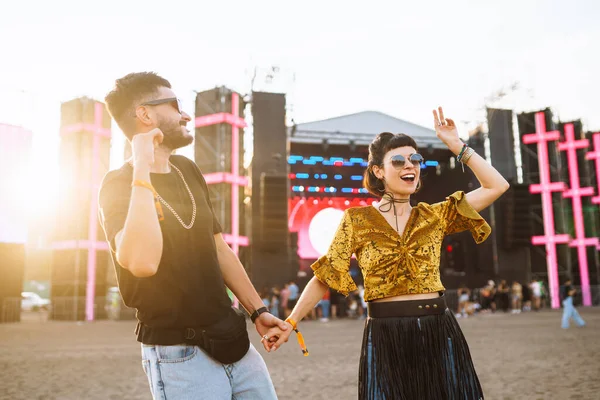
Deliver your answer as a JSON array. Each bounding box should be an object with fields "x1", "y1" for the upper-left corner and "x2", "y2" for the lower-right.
[
  {"x1": 214, "y1": 233, "x2": 265, "y2": 314},
  {"x1": 109, "y1": 129, "x2": 165, "y2": 277},
  {"x1": 214, "y1": 233, "x2": 288, "y2": 350},
  {"x1": 113, "y1": 162, "x2": 163, "y2": 277}
]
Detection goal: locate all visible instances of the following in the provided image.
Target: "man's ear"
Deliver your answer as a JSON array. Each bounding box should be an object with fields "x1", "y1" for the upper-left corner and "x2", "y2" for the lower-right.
[{"x1": 135, "y1": 105, "x2": 154, "y2": 126}]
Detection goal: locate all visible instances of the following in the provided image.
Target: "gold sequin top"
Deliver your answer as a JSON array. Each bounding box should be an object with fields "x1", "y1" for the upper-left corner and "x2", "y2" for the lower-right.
[{"x1": 311, "y1": 191, "x2": 491, "y2": 301}]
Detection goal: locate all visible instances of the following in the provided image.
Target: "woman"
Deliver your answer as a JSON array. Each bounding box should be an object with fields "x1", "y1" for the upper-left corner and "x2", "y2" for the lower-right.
[{"x1": 266, "y1": 107, "x2": 509, "y2": 399}]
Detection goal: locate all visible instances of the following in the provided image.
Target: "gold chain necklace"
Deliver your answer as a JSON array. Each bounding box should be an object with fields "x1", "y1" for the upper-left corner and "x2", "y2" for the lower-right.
[
  {"x1": 130, "y1": 160, "x2": 196, "y2": 229},
  {"x1": 157, "y1": 162, "x2": 196, "y2": 229}
]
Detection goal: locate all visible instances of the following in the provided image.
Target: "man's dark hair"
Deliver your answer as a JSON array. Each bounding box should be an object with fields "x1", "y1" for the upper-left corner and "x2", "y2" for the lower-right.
[{"x1": 104, "y1": 72, "x2": 171, "y2": 139}]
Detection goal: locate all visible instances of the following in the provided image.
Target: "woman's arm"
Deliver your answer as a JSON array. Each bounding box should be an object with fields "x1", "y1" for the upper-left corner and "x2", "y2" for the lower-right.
[
  {"x1": 433, "y1": 107, "x2": 510, "y2": 212},
  {"x1": 288, "y1": 277, "x2": 329, "y2": 323}
]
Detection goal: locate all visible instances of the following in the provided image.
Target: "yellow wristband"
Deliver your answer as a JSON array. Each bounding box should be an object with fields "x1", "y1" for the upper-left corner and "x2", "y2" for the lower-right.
[
  {"x1": 132, "y1": 179, "x2": 157, "y2": 194},
  {"x1": 131, "y1": 180, "x2": 164, "y2": 221},
  {"x1": 285, "y1": 317, "x2": 309, "y2": 356}
]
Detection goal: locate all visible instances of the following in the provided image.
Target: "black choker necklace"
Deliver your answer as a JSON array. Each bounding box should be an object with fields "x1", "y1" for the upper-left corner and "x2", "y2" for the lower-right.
[{"x1": 378, "y1": 192, "x2": 411, "y2": 232}]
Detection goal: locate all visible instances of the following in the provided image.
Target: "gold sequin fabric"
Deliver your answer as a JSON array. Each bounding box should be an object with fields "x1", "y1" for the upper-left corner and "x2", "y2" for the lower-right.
[{"x1": 311, "y1": 191, "x2": 491, "y2": 301}]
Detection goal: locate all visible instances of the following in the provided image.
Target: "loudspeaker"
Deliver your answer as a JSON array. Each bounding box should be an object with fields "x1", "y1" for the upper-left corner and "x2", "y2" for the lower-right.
[
  {"x1": 517, "y1": 109, "x2": 564, "y2": 183},
  {"x1": 503, "y1": 183, "x2": 533, "y2": 248},
  {"x1": 194, "y1": 87, "x2": 246, "y2": 237},
  {"x1": 487, "y1": 108, "x2": 517, "y2": 181},
  {"x1": 50, "y1": 249, "x2": 110, "y2": 320},
  {"x1": 55, "y1": 98, "x2": 111, "y2": 241},
  {"x1": 194, "y1": 87, "x2": 245, "y2": 174},
  {"x1": 250, "y1": 92, "x2": 290, "y2": 288},
  {"x1": 517, "y1": 109, "x2": 572, "y2": 277},
  {"x1": 259, "y1": 174, "x2": 289, "y2": 250},
  {"x1": 0, "y1": 243, "x2": 25, "y2": 323},
  {"x1": 51, "y1": 97, "x2": 111, "y2": 320}
]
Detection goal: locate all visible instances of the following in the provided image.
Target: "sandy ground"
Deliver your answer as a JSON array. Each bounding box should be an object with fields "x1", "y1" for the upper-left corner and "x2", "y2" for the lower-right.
[{"x1": 1, "y1": 308, "x2": 599, "y2": 400}]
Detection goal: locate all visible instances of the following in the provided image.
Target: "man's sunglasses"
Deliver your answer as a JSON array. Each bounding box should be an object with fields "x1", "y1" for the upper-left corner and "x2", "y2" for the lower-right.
[
  {"x1": 140, "y1": 97, "x2": 183, "y2": 114},
  {"x1": 388, "y1": 153, "x2": 424, "y2": 169}
]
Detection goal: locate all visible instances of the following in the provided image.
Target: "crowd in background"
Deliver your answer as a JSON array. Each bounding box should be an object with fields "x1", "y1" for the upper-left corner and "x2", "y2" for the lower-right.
[
  {"x1": 456, "y1": 279, "x2": 546, "y2": 317},
  {"x1": 259, "y1": 281, "x2": 368, "y2": 322},
  {"x1": 257, "y1": 277, "x2": 585, "y2": 322}
]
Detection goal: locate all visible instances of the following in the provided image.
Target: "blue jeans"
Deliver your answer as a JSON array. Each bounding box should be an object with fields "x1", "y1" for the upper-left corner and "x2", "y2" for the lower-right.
[
  {"x1": 141, "y1": 343, "x2": 277, "y2": 399},
  {"x1": 320, "y1": 300, "x2": 331, "y2": 319},
  {"x1": 562, "y1": 296, "x2": 586, "y2": 329}
]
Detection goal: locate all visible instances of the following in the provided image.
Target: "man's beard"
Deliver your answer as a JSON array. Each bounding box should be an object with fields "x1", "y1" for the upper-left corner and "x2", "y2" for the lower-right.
[{"x1": 158, "y1": 117, "x2": 194, "y2": 150}]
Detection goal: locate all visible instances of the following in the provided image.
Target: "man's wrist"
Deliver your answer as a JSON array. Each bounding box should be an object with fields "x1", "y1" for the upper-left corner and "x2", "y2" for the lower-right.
[
  {"x1": 250, "y1": 306, "x2": 270, "y2": 323},
  {"x1": 132, "y1": 163, "x2": 151, "y2": 180}
]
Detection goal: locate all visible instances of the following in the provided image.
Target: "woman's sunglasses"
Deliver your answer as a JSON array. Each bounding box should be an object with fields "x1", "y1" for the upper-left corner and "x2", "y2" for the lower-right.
[
  {"x1": 140, "y1": 97, "x2": 183, "y2": 114},
  {"x1": 388, "y1": 153, "x2": 424, "y2": 169}
]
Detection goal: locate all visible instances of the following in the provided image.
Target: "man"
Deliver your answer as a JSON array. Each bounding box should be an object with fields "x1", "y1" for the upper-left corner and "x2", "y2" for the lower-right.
[
  {"x1": 287, "y1": 280, "x2": 299, "y2": 310},
  {"x1": 560, "y1": 278, "x2": 586, "y2": 329},
  {"x1": 99, "y1": 72, "x2": 286, "y2": 399}
]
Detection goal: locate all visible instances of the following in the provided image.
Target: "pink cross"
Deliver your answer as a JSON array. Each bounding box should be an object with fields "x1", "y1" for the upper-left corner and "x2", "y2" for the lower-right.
[
  {"x1": 195, "y1": 92, "x2": 249, "y2": 255},
  {"x1": 557, "y1": 123, "x2": 597, "y2": 306},
  {"x1": 586, "y1": 133, "x2": 600, "y2": 205},
  {"x1": 54, "y1": 101, "x2": 111, "y2": 321},
  {"x1": 522, "y1": 112, "x2": 570, "y2": 309},
  {"x1": 585, "y1": 132, "x2": 600, "y2": 251}
]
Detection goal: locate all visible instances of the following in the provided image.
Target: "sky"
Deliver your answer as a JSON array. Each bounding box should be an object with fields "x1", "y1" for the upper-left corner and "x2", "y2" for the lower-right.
[{"x1": 1, "y1": 0, "x2": 599, "y2": 234}]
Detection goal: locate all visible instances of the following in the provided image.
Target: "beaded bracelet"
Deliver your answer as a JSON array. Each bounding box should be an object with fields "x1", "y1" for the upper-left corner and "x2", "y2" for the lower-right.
[
  {"x1": 456, "y1": 143, "x2": 468, "y2": 162},
  {"x1": 456, "y1": 146, "x2": 475, "y2": 172}
]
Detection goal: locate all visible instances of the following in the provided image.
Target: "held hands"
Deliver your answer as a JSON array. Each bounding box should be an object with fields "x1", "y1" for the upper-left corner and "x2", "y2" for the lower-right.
[
  {"x1": 432, "y1": 107, "x2": 463, "y2": 154},
  {"x1": 131, "y1": 128, "x2": 164, "y2": 168},
  {"x1": 262, "y1": 320, "x2": 294, "y2": 352},
  {"x1": 254, "y1": 313, "x2": 291, "y2": 352}
]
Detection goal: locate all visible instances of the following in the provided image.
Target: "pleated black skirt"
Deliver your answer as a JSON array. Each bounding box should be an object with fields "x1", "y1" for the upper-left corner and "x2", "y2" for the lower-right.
[{"x1": 359, "y1": 294, "x2": 484, "y2": 400}]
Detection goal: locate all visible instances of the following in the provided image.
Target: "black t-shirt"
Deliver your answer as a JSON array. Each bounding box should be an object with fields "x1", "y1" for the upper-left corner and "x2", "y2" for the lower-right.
[
  {"x1": 98, "y1": 155, "x2": 233, "y2": 335},
  {"x1": 561, "y1": 284, "x2": 574, "y2": 300}
]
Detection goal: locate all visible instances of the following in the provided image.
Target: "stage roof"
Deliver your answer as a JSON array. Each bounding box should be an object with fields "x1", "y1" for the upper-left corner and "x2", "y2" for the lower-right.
[{"x1": 289, "y1": 110, "x2": 446, "y2": 149}]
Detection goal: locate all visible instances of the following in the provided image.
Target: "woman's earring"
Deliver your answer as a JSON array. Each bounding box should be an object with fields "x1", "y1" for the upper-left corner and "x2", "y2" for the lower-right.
[{"x1": 377, "y1": 176, "x2": 386, "y2": 192}]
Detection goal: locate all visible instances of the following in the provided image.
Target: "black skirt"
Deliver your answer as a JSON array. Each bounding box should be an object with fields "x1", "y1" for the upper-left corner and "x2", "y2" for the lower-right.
[{"x1": 359, "y1": 294, "x2": 484, "y2": 400}]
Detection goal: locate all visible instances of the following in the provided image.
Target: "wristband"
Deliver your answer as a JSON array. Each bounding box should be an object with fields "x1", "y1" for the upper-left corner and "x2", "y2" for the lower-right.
[
  {"x1": 285, "y1": 317, "x2": 309, "y2": 356},
  {"x1": 250, "y1": 306, "x2": 269, "y2": 323},
  {"x1": 132, "y1": 180, "x2": 164, "y2": 221}
]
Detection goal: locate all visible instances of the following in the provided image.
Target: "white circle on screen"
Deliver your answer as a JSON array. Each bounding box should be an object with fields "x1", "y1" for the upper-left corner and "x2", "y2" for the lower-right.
[{"x1": 308, "y1": 207, "x2": 345, "y2": 257}]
